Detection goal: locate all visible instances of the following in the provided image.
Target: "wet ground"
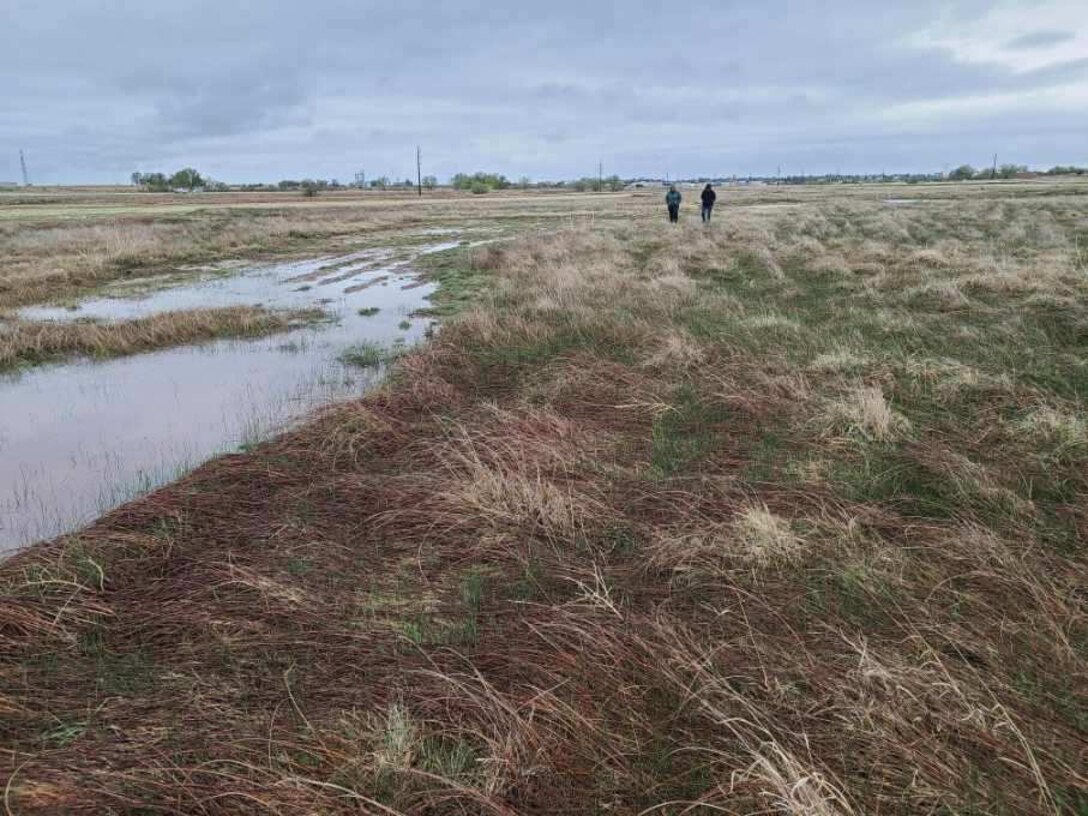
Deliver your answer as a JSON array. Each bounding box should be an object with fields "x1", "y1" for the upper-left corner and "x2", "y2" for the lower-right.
[{"x1": 0, "y1": 240, "x2": 455, "y2": 553}]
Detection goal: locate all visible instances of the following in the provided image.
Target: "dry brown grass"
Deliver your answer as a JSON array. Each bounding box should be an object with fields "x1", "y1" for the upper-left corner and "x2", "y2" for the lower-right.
[
  {"x1": 821, "y1": 385, "x2": 912, "y2": 442},
  {"x1": 0, "y1": 188, "x2": 659, "y2": 309},
  {"x1": 1, "y1": 182, "x2": 1087, "y2": 813},
  {"x1": 0, "y1": 306, "x2": 318, "y2": 371}
]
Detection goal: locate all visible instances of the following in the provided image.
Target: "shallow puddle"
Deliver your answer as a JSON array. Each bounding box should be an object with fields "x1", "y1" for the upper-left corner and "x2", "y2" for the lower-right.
[{"x1": 0, "y1": 241, "x2": 457, "y2": 554}]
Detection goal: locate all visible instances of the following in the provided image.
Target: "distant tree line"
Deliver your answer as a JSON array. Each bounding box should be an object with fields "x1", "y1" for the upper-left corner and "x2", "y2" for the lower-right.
[
  {"x1": 131, "y1": 168, "x2": 223, "y2": 191},
  {"x1": 568, "y1": 175, "x2": 624, "y2": 192},
  {"x1": 131, "y1": 163, "x2": 1088, "y2": 195},
  {"x1": 947, "y1": 164, "x2": 1028, "y2": 181},
  {"x1": 445, "y1": 173, "x2": 625, "y2": 193},
  {"x1": 946, "y1": 164, "x2": 1087, "y2": 181}
]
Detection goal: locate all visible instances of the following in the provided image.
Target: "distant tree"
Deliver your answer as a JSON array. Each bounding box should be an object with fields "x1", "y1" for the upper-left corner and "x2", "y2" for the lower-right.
[
  {"x1": 1046, "y1": 165, "x2": 1087, "y2": 176},
  {"x1": 300, "y1": 179, "x2": 320, "y2": 197},
  {"x1": 278, "y1": 179, "x2": 301, "y2": 190},
  {"x1": 130, "y1": 171, "x2": 142, "y2": 186},
  {"x1": 451, "y1": 172, "x2": 510, "y2": 192},
  {"x1": 169, "y1": 167, "x2": 204, "y2": 191},
  {"x1": 566, "y1": 175, "x2": 623, "y2": 192},
  {"x1": 517, "y1": 176, "x2": 532, "y2": 189},
  {"x1": 469, "y1": 180, "x2": 490, "y2": 194},
  {"x1": 368, "y1": 176, "x2": 390, "y2": 189},
  {"x1": 998, "y1": 164, "x2": 1028, "y2": 179},
  {"x1": 137, "y1": 172, "x2": 169, "y2": 191},
  {"x1": 422, "y1": 175, "x2": 438, "y2": 190},
  {"x1": 948, "y1": 165, "x2": 976, "y2": 181}
]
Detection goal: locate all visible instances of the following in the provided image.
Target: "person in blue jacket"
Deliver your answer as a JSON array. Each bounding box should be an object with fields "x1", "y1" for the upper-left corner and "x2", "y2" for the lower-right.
[{"x1": 665, "y1": 186, "x2": 681, "y2": 223}]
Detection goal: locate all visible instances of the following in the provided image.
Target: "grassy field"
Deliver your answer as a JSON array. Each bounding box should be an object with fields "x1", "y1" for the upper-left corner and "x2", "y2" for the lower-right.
[
  {"x1": 0, "y1": 186, "x2": 647, "y2": 367},
  {"x1": 1, "y1": 182, "x2": 1086, "y2": 813}
]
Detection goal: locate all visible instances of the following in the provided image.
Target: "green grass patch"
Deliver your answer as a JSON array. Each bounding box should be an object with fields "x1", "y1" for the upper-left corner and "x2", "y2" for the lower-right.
[
  {"x1": 650, "y1": 383, "x2": 729, "y2": 478},
  {"x1": 338, "y1": 342, "x2": 402, "y2": 368},
  {"x1": 414, "y1": 245, "x2": 495, "y2": 317}
]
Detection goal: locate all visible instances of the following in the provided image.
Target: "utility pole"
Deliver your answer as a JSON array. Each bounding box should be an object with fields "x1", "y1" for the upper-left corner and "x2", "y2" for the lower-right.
[
  {"x1": 416, "y1": 146, "x2": 422, "y2": 197},
  {"x1": 598, "y1": 160, "x2": 603, "y2": 193},
  {"x1": 19, "y1": 150, "x2": 29, "y2": 186},
  {"x1": 992, "y1": 153, "x2": 998, "y2": 179}
]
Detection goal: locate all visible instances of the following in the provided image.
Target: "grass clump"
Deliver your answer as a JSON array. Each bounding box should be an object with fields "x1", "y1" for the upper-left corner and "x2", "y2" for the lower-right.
[
  {"x1": 1014, "y1": 403, "x2": 1087, "y2": 459},
  {"x1": 338, "y1": 341, "x2": 402, "y2": 368},
  {"x1": 822, "y1": 385, "x2": 911, "y2": 442},
  {"x1": 732, "y1": 504, "x2": 803, "y2": 566},
  {"x1": 0, "y1": 306, "x2": 322, "y2": 371}
]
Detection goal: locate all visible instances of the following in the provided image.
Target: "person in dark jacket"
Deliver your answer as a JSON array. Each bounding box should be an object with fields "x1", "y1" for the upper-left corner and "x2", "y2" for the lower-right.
[
  {"x1": 666, "y1": 186, "x2": 681, "y2": 223},
  {"x1": 700, "y1": 183, "x2": 717, "y2": 223}
]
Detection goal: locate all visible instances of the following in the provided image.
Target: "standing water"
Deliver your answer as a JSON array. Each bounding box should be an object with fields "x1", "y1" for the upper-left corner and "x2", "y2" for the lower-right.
[{"x1": 0, "y1": 241, "x2": 458, "y2": 554}]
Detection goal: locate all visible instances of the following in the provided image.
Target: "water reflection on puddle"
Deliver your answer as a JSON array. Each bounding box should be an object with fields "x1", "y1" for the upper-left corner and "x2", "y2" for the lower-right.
[{"x1": 1, "y1": 242, "x2": 457, "y2": 554}]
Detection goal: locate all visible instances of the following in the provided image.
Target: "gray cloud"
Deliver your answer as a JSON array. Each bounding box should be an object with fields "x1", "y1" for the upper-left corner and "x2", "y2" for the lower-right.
[
  {"x1": 1004, "y1": 30, "x2": 1075, "y2": 50},
  {"x1": 2, "y1": 0, "x2": 1086, "y2": 183}
]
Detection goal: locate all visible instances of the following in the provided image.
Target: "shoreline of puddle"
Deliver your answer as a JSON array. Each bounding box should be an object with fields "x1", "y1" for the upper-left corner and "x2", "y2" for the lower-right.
[{"x1": 0, "y1": 237, "x2": 464, "y2": 554}]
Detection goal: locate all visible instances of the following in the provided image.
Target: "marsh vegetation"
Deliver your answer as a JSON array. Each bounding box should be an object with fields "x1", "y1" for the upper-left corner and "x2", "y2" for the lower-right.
[{"x1": 1, "y1": 181, "x2": 1086, "y2": 813}]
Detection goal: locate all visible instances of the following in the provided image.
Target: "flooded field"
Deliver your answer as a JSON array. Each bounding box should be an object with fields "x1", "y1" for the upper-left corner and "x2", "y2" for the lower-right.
[{"x1": 0, "y1": 241, "x2": 452, "y2": 553}]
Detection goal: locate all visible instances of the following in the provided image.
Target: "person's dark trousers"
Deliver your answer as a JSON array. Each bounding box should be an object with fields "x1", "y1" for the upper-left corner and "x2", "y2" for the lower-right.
[
  {"x1": 668, "y1": 205, "x2": 679, "y2": 223},
  {"x1": 701, "y1": 204, "x2": 713, "y2": 223}
]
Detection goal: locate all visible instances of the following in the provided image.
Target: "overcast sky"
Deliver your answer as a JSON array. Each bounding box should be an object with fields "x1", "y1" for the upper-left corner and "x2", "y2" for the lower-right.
[{"x1": 3, "y1": 0, "x2": 1086, "y2": 184}]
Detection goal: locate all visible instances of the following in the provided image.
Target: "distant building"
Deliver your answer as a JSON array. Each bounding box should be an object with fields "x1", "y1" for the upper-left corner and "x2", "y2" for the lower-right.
[{"x1": 0, "y1": 181, "x2": 18, "y2": 189}]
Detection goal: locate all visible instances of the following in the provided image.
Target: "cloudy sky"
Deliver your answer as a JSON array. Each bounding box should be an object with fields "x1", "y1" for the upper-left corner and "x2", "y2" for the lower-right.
[{"x1": 3, "y1": 0, "x2": 1086, "y2": 184}]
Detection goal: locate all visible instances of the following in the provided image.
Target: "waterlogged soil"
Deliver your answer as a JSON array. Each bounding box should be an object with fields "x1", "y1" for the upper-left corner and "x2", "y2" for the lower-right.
[{"x1": 0, "y1": 242, "x2": 457, "y2": 553}]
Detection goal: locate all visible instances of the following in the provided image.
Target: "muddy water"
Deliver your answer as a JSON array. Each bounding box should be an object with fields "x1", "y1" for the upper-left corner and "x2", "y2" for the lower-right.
[{"x1": 0, "y1": 242, "x2": 455, "y2": 554}]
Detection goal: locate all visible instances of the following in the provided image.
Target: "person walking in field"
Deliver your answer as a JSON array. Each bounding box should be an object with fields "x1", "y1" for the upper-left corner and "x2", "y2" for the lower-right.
[
  {"x1": 701, "y1": 183, "x2": 717, "y2": 223},
  {"x1": 666, "y1": 185, "x2": 682, "y2": 223}
]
